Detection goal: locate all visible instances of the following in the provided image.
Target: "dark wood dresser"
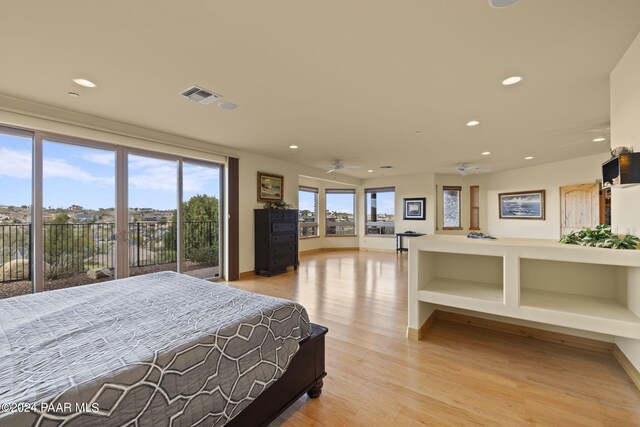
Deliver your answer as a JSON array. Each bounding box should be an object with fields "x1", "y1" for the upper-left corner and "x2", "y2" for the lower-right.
[{"x1": 254, "y1": 209, "x2": 299, "y2": 276}]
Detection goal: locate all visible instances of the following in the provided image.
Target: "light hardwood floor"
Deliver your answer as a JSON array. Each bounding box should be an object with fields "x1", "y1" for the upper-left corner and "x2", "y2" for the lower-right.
[{"x1": 231, "y1": 250, "x2": 640, "y2": 426}]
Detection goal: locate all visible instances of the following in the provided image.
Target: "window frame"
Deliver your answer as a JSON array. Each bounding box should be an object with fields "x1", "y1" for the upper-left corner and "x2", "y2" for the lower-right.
[
  {"x1": 364, "y1": 187, "x2": 396, "y2": 236},
  {"x1": 469, "y1": 185, "x2": 480, "y2": 231},
  {"x1": 325, "y1": 188, "x2": 356, "y2": 237},
  {"x1": 298, "y1": 186, "x2": 319, "y2": 238},
  {"x1": 442, "y1": 186, "x2": 462, "y2": 230}
]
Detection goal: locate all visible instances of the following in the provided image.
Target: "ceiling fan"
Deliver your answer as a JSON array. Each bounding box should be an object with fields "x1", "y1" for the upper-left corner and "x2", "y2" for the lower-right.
[
  {"x1": 325, "y1": 160, "x2": 361, "y2": 174},
  {"x1": 456, "y1": 163, "x2": 491, "y2": 176}
]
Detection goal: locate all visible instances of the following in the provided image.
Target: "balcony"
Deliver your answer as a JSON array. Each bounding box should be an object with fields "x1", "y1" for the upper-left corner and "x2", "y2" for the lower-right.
[{"x1": 0, "y1": 221, "x2": 219, "y2": 299}]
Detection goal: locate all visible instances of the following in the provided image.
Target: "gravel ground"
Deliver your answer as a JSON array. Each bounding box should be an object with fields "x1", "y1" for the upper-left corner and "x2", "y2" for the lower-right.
[{"x1": 0, "y1": 262, "x2": 217, "y2": 300}]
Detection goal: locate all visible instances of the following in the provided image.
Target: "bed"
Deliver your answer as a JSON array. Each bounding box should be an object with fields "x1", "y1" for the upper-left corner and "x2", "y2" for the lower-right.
[{"x1": 0, "y1": 271, "x2": 327, "y2": 426}]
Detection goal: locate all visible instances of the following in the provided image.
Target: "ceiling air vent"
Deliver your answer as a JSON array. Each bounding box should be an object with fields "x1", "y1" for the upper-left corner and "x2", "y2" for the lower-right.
[{"x1": 180, "y1": 85, "x2": 222, "y2": 105}]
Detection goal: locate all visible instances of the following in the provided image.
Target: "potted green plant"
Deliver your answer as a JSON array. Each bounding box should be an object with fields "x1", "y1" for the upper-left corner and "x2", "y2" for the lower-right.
[
  {"x1": 559, "y1": 224, "x2": 639, "y2": 249},
  {"x1": 264, "y1": 200, "x2": 292, "y2": 210}
]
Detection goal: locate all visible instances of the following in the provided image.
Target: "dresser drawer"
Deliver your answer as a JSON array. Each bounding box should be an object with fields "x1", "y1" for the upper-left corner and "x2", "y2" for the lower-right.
[
  {"x1": 271, "y1": 255, "x2": 296, "y2": 270},
  {"x1": 270, "y1": 211, "x2": 298, "y2": 222},
  {"x1": 272, "y1": 243, "x2": 296, "y2": 257},
  {"x1": 272, "y1": 222, "x2": 296, "y2": 233},
  {"x1": 271, "y1": 233, "x2": 296, "y2": 244}
]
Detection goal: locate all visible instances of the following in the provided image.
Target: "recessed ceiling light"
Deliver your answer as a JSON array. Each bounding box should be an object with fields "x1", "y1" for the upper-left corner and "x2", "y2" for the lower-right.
[
  {"x1": 466, "y1": 120, "x2": 480, "y2": 127},
  {"x1": 502, "y1": 76, "x2": 523, "y2": 86},
  {"x1": 289, "y1": 145, "x2": 299, "y2": 149},
  {"x1": 218, "y1": 101, "x2": 238, "y2": 110},
  {"x1": 489, "y1": 0, "x2": 520, "y2": 8},
  {"x1": 367, "y1": 170, "x2": 373, "y2": 173},
  {"x1": 415, "y1": 130, "x2": 422, "y2": 134},
  {"x1": 593, "y1": 137, "x2": 606, "y2": 142},
  {"x1": 524, "y1": 156, "x2": 534, "y2": 160},
  {"x1": 67, "y1": 92, "x2": 80, "y2": 98},
  {"x1": 481, "y1": 151, "x2": 491, "y2": 156},
  {"x1": 72, "y1": 78, "x2": 97, "y2": 88}
]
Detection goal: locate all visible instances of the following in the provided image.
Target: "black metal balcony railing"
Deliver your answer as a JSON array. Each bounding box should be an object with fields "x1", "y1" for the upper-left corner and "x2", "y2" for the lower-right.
[{"x1": 0, "y1": 222, "x2": 218, "y2": 283}]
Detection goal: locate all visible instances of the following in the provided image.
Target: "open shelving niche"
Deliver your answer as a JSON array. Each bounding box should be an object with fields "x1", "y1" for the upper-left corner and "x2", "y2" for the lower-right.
[{"x1": 410, "y1": 236, "x2": 640, "y2": 340}]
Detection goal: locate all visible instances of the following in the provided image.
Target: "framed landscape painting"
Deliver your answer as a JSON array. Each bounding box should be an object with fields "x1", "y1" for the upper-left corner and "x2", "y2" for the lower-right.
[
  {"x1": 403, "y1": 197, "x2": 426, "y2": 220},
  {"x1": 257, "y1": 172, "x2": 284, "y2": 202},
  {"x1": 499, "y1": 190, "x2": 545, "y2": 220}
]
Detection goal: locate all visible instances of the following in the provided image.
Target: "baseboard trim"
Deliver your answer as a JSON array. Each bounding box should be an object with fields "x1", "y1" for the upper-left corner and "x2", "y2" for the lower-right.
[
  {"x1": 613, "y1": 345, "x2": 640, "y2": 391},
  {"x1": 358, "y1": 247, "x2": 396, "y2": 254},
  {"x1": 407, "y1": 311, "x2": 436, "y2": 340},
  {"x1": 239, "y1": 270, "x2": 256, "y2": 279},
  {"x1": 433, "y1": 311, "x2": 614, "y2": 354},
  {"x1": 299, "y1": 247, "x2": 360, "y2": 255}
]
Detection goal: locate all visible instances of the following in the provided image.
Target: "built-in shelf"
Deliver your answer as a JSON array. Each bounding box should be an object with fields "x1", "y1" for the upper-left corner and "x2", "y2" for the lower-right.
[
  {"x1": 520, "y1": 288, "x2": 640, "y2": 339},
  {"x1": 420, "y1": 278, "x2": 503, "y2": 304},
  {"x1": 409, "y1": 235, "x2": 640, "y2": 342}
]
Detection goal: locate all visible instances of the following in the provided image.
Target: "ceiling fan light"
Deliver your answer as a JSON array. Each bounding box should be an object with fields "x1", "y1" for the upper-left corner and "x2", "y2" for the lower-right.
[{"x1": 489, "y1": 0, "x2": 520, "y2": 8}]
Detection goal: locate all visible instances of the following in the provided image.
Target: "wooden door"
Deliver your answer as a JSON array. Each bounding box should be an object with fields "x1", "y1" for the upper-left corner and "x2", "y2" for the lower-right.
[{"x1": 560, "y1": 183, "x2": 600, "y2": 236}]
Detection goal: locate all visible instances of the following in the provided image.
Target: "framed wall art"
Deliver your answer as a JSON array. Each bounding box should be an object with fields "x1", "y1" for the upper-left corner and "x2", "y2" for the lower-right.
[
  {"x1": 498, "y1": 190, "x2": 545, "y2": 220},
  {"x1": 403, "y1": 197, "x2": 426, "y2": 220},
  {"x1": 257, "y1": 172, "x2": 284, "y2": 202}
]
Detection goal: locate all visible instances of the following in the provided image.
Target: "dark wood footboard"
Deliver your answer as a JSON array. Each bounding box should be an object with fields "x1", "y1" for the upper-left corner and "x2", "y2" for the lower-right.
[{"x1": 227, "y1": 323, "x2": 328, "y2": 427}]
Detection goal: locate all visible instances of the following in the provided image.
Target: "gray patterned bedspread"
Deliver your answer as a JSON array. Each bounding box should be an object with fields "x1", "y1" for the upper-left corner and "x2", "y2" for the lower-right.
[{"x1": 0, "y1": 271, "x2": 310, "y2": 426}]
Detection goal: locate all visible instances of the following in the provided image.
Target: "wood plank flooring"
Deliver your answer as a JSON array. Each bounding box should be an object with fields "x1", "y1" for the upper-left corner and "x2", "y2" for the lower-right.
[{"x1": 231, "y1": 250, "x2": 640, "y2": 426}]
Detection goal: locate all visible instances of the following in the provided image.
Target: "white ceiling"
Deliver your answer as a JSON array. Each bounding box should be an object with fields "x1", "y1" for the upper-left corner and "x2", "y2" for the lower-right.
[{"x1": 1, "y1": 0, "x2": 639, "y2": 177}]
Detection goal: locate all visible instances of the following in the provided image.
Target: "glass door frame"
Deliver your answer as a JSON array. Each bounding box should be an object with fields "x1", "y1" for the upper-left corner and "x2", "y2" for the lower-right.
[
  {"x1": 0, "y1": 125, "x2": 37, "y2": 293},
  {"x1": 182, "y1": 158, "x2": 224, "y2": 280},
  {"x1": 123, "y1": 148, "x2": 224, "y2": 280}
]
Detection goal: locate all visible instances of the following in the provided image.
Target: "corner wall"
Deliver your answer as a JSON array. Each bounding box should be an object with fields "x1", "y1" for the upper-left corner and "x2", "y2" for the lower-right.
[
  {"x1": 359, "y1": 173, "x2": 436, "y2": 251},
  {"x1": 610, "y1": 32, "x2": 640, "y2": 373}
]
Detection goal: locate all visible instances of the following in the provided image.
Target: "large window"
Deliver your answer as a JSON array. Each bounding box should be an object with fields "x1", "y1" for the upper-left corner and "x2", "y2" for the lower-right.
[
  {"x1": 325, "y1": 189, "x2": 356, "y2": 236},
  {"x1": 43, "y1": 140, "x2": 116, "y2": 291},
  {"x1": 443, "y1": 186, "x2": 462, "y2": 230},
  {"x1": 128, "y1": 154, "x2": 178, "y2": 277},
  {"x1": 470, "y1": 185, "x2": 480, "y2": 230},
  {"x1": 365, "y1": 187, "x2": 395, "y2": 235},
  {"x1": 0, "y1": 124, "x2": 225, "y2": 298},
  {"x1": 299, "y1": 186, "x2": 318, "y2": 237}
]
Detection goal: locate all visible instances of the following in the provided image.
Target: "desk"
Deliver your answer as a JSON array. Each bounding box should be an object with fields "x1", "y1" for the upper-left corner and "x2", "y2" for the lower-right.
[{"x1": 395, "y1": 232, "x2": 425, "y2": 253}]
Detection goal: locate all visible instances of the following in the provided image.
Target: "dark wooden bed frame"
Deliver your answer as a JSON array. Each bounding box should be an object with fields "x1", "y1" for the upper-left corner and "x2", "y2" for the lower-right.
[{"x1": 227, "y1": 323, "x2": 328, "y2": 426}]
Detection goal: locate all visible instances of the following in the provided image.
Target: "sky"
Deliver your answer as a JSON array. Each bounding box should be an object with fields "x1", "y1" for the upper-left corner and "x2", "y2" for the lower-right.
[
  {"x1": 0, "y1": 134, "x2": 221, "y2": 210},
  {"x1": 326, "y1": 193, "x2": 356, "y2": 215}
]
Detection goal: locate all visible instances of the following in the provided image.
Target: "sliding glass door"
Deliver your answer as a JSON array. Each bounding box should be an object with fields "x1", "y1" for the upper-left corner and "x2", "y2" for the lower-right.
[
  {"x1": 0, "y1": 128, "x2": 34, "y2": 298},
  {"x1": 42, "y1": 140, "x2": 116, "y2": 291},
  {"x1": 0, "y1": 124, "x2": 225, "y2": 295},
  {"x1": 128, "y1": 154, "x2": 178, "y2": 276},
  {"x1": 182, "y1": 161, "x2": 222, "y2": 279}
]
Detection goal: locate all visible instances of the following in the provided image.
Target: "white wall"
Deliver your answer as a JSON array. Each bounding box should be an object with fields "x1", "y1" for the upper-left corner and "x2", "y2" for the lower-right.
[
  {"x1": 432, "y1": 153, "x2": 608, "y2": 240},
  {"x1": 482, "y1": 154, "x2": 608, "y2": 239},
  {"x1": 610, "y1": 32, "x2": 640, "y2": 373},
  {"x1": 359, "y1": 173, "x2": 436, "y2": 251}
]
